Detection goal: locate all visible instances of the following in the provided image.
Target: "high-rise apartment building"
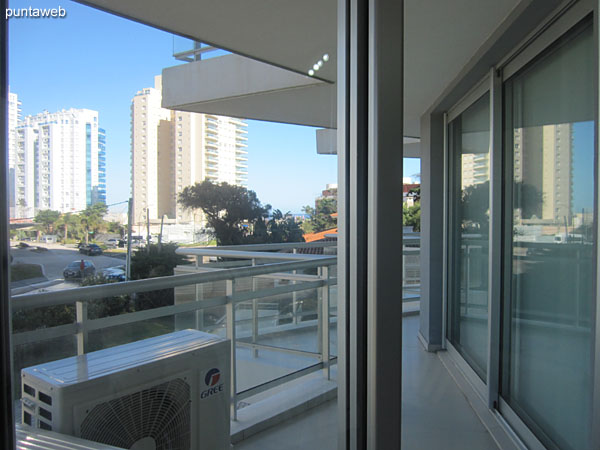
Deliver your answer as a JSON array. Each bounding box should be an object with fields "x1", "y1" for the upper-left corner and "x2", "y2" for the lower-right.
[
  {"x1": 12, "y1": 108, "x2": 106, "y2": 218},
  {"x1": 513, "y1": 124, "x2": 573, "y2": 224},
  {"x1": 131, "y1": 76, "x2": 248, "y2": 225},
  {"x1": 7, "y1": 91, "x2": 22, "y2": 218}
]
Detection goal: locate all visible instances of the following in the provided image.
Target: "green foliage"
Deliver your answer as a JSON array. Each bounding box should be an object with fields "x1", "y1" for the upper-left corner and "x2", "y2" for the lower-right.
[
  {"x1": 301, "y1": 197, "x2": 337, "y2": 234},
  {"x1": 29, "y1": 204, "x2": 112, "y2": 243},
  {"x1": 12, "y1": 304, "x2": 75, "y2": 333},
  {"x1": 179, "y1": 181, "x2": 269, "y2": 245},
  {"x1": 266, "y1": 210, "x2": 304, "y2": 243},
  {"x1": 131, "y1": 243, "x2": 187, "y2": 279},
  {"x1": 107, "y1": 221, "x2": 126, "y2": 237},
  {"x1": 130, "y1": 243, "x2": 189, "y2": 310},
  {"x1": 10, "y1": 263, "x2": 44, "y2": 282},
  {"x1": 179, "y1": 181, "x2": 302, "y2": 245},
  {"x1": 56, "y1": 212, "x2": 82, "y2": 242},
  {"x1": 408, "y1": 186, "x2": 421, "y2": 201},
  {"x1": 80, "y1": 203, "x2": 109, "y2": 243},
  {"x1": 12, "y1": 247, "x2": 184, "y2": 334},
  {"x1": 80, "y1": 275, "x2": 134, "y2": 319},
  {"x1": 403, "y1": 203, "x2": 421, "y2": 231},
  {"x1": 34, "y1": 209, "x2": 61, "y2": 234}
]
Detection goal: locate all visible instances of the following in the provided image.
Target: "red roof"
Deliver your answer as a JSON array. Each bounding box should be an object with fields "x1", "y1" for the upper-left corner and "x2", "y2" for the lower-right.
[{"x1": 304, "y1": 227, "x2": 338, "y2": 243}]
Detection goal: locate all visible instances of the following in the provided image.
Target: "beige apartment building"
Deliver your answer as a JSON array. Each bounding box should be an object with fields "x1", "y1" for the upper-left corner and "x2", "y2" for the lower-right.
[{"x1": 131, "y1": 75, "x2": 248, "y2": 226}]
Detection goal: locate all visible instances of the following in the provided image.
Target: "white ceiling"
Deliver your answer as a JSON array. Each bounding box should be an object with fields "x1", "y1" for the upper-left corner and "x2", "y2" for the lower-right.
[{"x1": 76, "y1": 0, "x2": 521, "y2": 137}]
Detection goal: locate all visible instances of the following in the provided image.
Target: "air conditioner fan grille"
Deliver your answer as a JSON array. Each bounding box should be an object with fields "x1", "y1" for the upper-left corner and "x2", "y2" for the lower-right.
[{"x1": 80, "y1": 378, "x2": 191, "y2": 450}]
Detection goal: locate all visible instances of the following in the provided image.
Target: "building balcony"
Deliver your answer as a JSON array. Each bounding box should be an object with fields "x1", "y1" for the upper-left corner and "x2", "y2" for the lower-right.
[{"x1": 10, "y1": 239, "x2": 504, "y2": 450}]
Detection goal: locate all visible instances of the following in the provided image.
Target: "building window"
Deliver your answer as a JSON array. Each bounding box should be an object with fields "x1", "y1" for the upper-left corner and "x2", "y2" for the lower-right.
[
  {"x1": 447, "y1": 92, "x2": 490, "y2": 382},
  {"x1": 501, "y1": 21, "x2": 594, "y2": 450}
]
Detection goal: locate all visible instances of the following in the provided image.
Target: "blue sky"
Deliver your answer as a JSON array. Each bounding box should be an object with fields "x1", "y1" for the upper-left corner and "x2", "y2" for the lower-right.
[
  {"x1": 8, "y1": 0, "x2": 420, "y2": 214},
  {"x1": 572, "y1": 121, "x2": 594, "y2": 213}
]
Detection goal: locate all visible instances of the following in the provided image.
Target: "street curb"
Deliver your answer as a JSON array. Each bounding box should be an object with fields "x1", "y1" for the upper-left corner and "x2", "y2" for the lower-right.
[{"x1": 11, "y1": 279, "x2": 63, "y2": 296}]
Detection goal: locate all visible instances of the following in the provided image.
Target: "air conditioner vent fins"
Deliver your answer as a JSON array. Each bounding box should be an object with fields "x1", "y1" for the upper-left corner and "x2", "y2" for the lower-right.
[{"x1": 80, "y1": 378, "x2": 191, "y2": 450}]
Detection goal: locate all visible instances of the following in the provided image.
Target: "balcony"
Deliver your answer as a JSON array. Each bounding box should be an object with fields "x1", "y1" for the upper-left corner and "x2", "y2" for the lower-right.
[
  {"x1": 231, "y1": 315, "x2": 502, "y2": 450},
  {"x1": 11, "y1": 238, "x2": 510, "y2": 450},
  {"x1": 10, "y1": 238, "x2": 433, "y2": 448}
]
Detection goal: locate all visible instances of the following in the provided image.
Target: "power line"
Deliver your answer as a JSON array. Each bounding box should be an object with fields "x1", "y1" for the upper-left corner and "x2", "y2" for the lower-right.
[{"x1": 11, "y1": 200, "x2": 130, "y2": 221}]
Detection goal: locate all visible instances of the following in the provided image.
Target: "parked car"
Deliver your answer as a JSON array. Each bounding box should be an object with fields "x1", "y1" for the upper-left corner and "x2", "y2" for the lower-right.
[
  {"x1": 106, "y1": 238, "x2": 119, "y2": 247},
  {"x1": 101, "y1": 266, "x2": 126, "y2": 282},
  {"x1": 63, "y1": 260, "x2": 96, "y2": 279},
  {"x1": 79, "y1": 243, "x2": 103, "y2": 256}
]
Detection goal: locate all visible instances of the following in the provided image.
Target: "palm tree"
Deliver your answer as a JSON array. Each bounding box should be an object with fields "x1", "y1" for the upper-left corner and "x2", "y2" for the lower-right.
[
  {"x1": 56, "y1": 213, "x2": 81, "y2": 243},
  {"x1": 80, "y1": 203, "x2": 108, "y2": 244}
]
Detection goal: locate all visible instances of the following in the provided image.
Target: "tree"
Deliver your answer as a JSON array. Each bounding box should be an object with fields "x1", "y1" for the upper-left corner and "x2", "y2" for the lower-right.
[
  {"x1": 407, "y1": 186, "x2": 421, "y2": 202},
  {"x1": 460, "y1": 181, "x2": 489, "y2": 232},
  {"x1": 130, "y1": 243, "x2": 188, "y2": 310},
  {"x1": 56, "y1": 212, "x2": 82, "y2": 242},
  {"x1": 107, "y1": 221, "x2": 126, "y2": 237},
  {"x1": 301, "y1": 197, "x2": 337, "y2": 234},
  {"x1": 80, "y1": 275, "x2": 133, "y2": 319},
  {"x1": 266, "y1": 210, "x2": 305, "y2": 243},
  {"x1": 33, "y1": 209, "x2": 61, "y2": 235},
  {"x1": 179, "y1": 181, "x2": 270, "y2": 245},
  {"x1": 403, "y1": 203, "x2": 421, "y2": 231},
  {"x1": 80, "y1": 203, "x2": 108, "y2": 244}
]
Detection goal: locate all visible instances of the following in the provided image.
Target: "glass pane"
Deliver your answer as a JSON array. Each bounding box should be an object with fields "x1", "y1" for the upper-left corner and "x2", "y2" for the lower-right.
[
  {"x1": 448, "y1": 93, "x2": 490, "y2": 381},
  {"x1": 502, "y1": 22, "x2": 594, "y2": 450}
]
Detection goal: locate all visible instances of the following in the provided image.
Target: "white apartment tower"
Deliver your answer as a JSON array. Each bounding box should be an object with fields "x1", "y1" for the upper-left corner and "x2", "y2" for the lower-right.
[
  {"x1": 12, "y1": 108, "x2": 106, "y2": 218},
  {"x1": 8, "y1": 91, "x2": 22, "y2": 217},
  {"x1": 131, "y1": 76, "x2": 171, "y2": 225},
  {"x1": 131, "y1": 76, "x2": 248, "y2": 225},
  {"x1": 513, "y1": 124, "x2": 573, "y2": 223}
]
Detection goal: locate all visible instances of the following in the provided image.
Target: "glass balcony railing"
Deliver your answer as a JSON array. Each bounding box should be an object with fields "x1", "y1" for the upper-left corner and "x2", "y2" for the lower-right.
[
  {"x1": 11, "y1": 237, "x2": 419, "y2": 436},
  {"x1": 11, "y1": 243, "x2": 339, "y2": 422}
]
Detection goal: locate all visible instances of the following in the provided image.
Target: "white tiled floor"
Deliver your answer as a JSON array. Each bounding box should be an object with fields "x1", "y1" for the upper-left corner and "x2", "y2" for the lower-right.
[{"x1": 234, "y1": 315, "x2": 499, "y2": 450}]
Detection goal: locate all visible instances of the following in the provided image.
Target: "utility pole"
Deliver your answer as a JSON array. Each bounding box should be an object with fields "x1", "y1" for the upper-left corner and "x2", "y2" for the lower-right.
[
  {"x1": 126, "y1": 198, "x2": 132, "y2": 281},
  {"x1": 158, "y1": 214, "x2": 165, "y2": 252},
  {"x1": 146, "y1": 207, "x2": 151, "y2": 254}
]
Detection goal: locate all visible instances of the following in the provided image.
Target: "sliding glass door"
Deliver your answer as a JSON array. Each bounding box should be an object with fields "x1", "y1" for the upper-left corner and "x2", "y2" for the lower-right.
[
  {"x1": 501, "y1": 21, "x2": 595, "y2": 450},
  {"x1": 447, "y1": 92, "x2": 490, "y2": 382}
]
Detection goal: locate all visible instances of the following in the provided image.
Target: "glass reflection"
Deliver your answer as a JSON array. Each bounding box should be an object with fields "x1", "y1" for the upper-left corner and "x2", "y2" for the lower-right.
[
  {"x1": 502, "y1": 22, "x2": 594, "y2": 450},
  {"x1": 448, "y1": 93, "x2": 490, "y2": 381}
]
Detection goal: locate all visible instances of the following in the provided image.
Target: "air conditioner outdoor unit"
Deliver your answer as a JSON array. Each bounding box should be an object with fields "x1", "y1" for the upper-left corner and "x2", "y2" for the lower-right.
[{"x1": 21, "y1": 330, "x2": 230, "y2": 450}]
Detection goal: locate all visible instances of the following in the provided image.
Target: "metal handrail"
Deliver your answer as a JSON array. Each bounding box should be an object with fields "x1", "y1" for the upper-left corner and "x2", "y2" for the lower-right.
[
  {"x1": 177, "y1": 240, "x2": 337, "y2": 253},
  {"x1": 11, "y1": 252, "x2": 338, "y2": 422},
  {"x1": 12, "y1": 258, "x2": 336, "y2": 311},
  {"x1": 11, "y1": 237, "x2": 418, "y2": 422}
]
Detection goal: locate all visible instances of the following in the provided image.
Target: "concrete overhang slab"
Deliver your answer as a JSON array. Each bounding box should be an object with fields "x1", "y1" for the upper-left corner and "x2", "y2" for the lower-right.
[
  {"x1": 317, "y1": 129, "x2": 421, "y2": 157},
  {"x1": 74, "y1": 0, "x2": 336, "y2": 82},
  {"x1": 162, "y1": 55, "x2": 336, "y2": 128},
  {"x1": 75, "y1": 0, "x2": 523, "y2": 137}
]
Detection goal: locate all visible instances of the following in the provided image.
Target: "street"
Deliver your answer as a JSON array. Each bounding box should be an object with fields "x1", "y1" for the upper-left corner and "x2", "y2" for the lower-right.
[{"x1": 10, "y1": 242, "x2": 125, "y2": 282}]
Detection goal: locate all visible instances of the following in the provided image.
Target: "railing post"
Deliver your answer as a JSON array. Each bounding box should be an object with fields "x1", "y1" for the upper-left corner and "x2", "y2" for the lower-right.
[
  {"x1": 321, "y1": 266, "x2": 330, "y2": 380},
  {"x1": 226, "y1": 278, "x2": 237, "y2": 420},
  {"x1": 316, "y1": 267, "x2": 322, "y2": 355},
  {"x1": 76, "y1": 300, "x2": 88, "y2": 355},
  {"x1": 251, "y1": 259, "x2": 259, "y2": 358},
  {"x1": 195, "y1": 281, "x2": 204, "y2": 331},
  {"x1": 292, "y1": 248, "x2": 299, "y2": 324}
]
